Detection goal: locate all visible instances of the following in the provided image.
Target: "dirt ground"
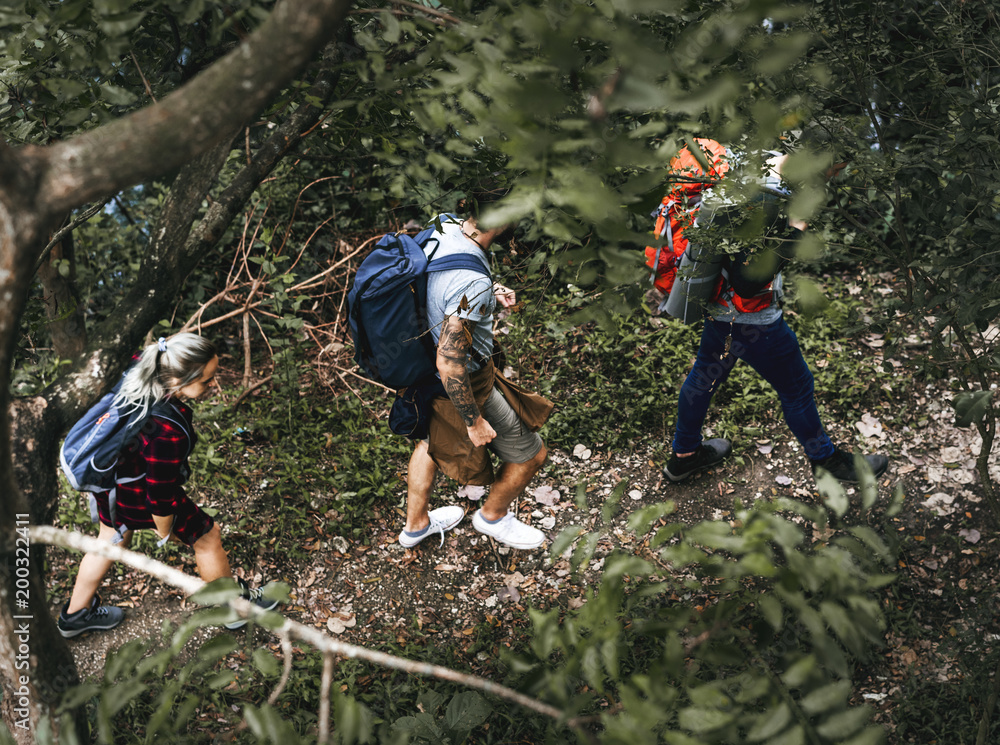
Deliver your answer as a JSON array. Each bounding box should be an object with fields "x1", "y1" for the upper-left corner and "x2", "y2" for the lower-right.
[{"x1": 47, "y1": 359, "x2": 1000, "y2": 744}]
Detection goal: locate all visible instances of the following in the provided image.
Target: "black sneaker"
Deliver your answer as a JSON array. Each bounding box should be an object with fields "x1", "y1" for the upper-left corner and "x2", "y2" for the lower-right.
[
  {"x1": 663, "y1": 438, "x2": 733, "y2": 482},
  {"x1": 224, "y1": 578, "x2": 281, "y2": 630},
  {"x1": 811, "y1": 447, "x2": 888, "y2": 484},
  {"x1": 57, "y1": 594, "x2": 125, "y2": 638}
]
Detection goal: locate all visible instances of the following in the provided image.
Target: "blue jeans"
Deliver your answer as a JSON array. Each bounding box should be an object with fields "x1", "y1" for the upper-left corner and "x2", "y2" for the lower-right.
[{"x1": 673, "y1": 317, "x2": 836, "y2": 460}]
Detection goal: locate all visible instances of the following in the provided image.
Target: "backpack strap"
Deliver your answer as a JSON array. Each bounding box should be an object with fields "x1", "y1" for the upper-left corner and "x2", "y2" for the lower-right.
[
  {"x1": 425, "y1": 253, "x2": 493, "y2": 368},
  {"x1": 148, "y1": 400, "x2": 195, "y2": 461},
  {"x1": 425, "y1": 253, "x2": 491, "y2": 276}
]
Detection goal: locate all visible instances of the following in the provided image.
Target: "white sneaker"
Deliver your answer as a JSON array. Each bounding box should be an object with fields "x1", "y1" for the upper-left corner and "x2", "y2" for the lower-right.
[
  {"x1": 472, "y1": 510, "x2": 545, "y2": 550},
  {"x1": 398, "y1": 505, "x2": 465, "y2": 548}
]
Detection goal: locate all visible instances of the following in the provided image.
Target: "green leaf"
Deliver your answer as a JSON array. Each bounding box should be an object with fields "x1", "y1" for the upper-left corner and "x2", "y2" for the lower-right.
[
  {"x1": 837, "y1": 724, "x2": 886, "y2": 745},
  {"x1": 97, "y1": 10, "x2": 146, "y2": 36},
  {"x1": 814, "y1": 470, "x2": 848, "y2": 517},
  {"x1": 549, "y1": 524, "x2": 584, "y2": 559},
  {"x1": 101, "y1": 681, "x2": 149, "y2": 717},
  {"x1": 253, "y1": 647, "x2": 281, "y2": 677},
  {"x1": 98, "y1": 83, "x2": 137, "y2": 106},
  {"x1": 261, "y1": 581, "x2": 292, "y2": 603},
  {"x1": 766, "y1": 724, "x2": 805, "y2": 745},
  {"x1": 952, "y1": 390, "x2": 993, "y2": 427},
  {"x1": 188, "y1": 577, "x2": 242, "y2": 606},
  {"x1": 571, "y1": 531, "x2": 600, "y2": 574},
  {"x1": 757, "y1": 593, "x2": 783, "y2": 630},
  {"x1": 746, "y1": 702, "x2": 791, "y2": 742},
  {"x1": 207, "y1": 670, "x2": 237, "y2": 690},
  {"x1": 781, "y1": 655, "x2": 817, "y2": 689},
  {"x1": 625, "y1": 501, "x2": 675, "y2": 534},
  {"x1": 815, "y1": 705, "x2": 872, "y2": 740},
  {"x1": 678, "y1": 706, "x2": 736, "y2": 733},
  {"x1": 57, "y1": 683, "x2": 101, "y2": 713},
  {"x1": 792, "y1": 276, "x2": 828, "y2": 314},
  {"x1": 799, "y1": 680, "x2": 851, "y2": 715},
  {"x1": 444, "y1": 691, "x2": 493, "y2": 734}
]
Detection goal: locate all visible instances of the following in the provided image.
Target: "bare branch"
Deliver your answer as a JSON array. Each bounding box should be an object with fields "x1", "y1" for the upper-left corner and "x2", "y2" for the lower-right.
[
  {"x1": 29, "y1": 525, "x2": 575, "y2": 728},
  {"x1": 318, "y1": 651, "x2": 335, "y2": 745}
]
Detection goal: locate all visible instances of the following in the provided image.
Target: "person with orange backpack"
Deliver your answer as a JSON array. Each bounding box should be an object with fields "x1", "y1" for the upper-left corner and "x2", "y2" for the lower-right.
[{"x1": 649, "y1": 142, "x2": 888, "y2": 484}]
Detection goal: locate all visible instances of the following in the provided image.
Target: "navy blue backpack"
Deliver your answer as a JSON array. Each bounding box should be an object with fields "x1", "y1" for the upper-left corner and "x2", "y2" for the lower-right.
[
  {"x1": 347, "y1": 214, "x2": 490, "y2": 389},
  {"x1": 60, "y1": 369, "x2": 192, "y2": 539},
  {"x1": 347, "y1": 215, "x2": 491, "y2": 438}
]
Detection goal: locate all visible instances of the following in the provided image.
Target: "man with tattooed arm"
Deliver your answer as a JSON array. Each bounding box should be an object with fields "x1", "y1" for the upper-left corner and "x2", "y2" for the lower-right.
[{"x1": 397, "y1": 194, "x2": 554, "y2": 551}]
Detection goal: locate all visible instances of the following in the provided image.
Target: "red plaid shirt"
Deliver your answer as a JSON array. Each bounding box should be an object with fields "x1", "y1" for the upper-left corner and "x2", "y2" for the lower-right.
[{"x1": 96, "y1": 400, "x2": 202, "y2": 533}]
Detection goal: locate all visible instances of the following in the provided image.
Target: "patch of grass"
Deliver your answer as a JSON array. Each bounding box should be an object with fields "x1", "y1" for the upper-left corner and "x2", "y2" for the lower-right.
[
  {"x1": 190, "y1": 389, "x2": 412, "y2": 561},
  {"x1": 501, "y1": 272, "x2": 891, "y2": 456}
]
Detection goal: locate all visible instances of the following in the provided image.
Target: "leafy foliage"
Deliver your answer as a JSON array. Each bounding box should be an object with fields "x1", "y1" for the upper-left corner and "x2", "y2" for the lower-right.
[{"x1": 510, "y1": 482, "x2": 900, "y2": 745}]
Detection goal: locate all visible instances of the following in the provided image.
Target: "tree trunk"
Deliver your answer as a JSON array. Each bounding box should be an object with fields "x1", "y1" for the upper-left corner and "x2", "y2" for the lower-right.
[
  {"x1": 0, "y1": 1, "x2": 354, "y2": 739},
  {"x1": 35, "y1": 231, "x2": 87, "y2": 360}
]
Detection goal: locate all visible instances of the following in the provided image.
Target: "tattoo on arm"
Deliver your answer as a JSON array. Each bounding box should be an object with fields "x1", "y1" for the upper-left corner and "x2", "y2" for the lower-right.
[
  {"x1": 438, "y1": 315, "x2": 479, "y2": 426},
  {"x1": 445, "y1": 376, "x2": 480, "y2": 426}
]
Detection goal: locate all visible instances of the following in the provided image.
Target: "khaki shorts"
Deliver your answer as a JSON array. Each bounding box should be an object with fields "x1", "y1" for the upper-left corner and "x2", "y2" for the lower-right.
[{"x1": 480, "y1": 387, "x2": 545, "y2": 464}]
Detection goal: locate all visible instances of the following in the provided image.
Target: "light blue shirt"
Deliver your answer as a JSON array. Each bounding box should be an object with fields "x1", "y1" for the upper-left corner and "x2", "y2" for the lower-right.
[{"x1": 424, "y1": 218, "x2": 495, "y2": 371}]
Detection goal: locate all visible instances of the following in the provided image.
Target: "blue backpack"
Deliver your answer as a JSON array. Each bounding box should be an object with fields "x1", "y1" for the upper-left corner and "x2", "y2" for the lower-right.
[
  {"x1": 347, "y1": 214, "x2": 490, "y2": 390},
  {"x1": 60, "y1": 369, "x2": 192, "y2": 541}
]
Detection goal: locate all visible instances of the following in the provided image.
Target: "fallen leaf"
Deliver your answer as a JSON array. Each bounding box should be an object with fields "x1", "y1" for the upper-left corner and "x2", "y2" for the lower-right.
[
  {"x1": 958, "y1": 528, "x2": 981, "y2": 544},
  {"x1": 856, "y1": 413, "x2": 884, "y2": 439},
  {"x1": 458, "y1": 485, "x2": 486, "y2": 501},
  {"x1": 326, "y1": 612, "x2": 356, "y2": 634},
  {"x1": 497, "y1": 585, "x2": 521, "y2": 603},
  {"x1": 922, "y1": 492, "x2": 956, "y2": 516},
  {"x1": 532, "y1": 485, "x2": 561, "y2": 505},
  {"x1": 940, "y1": 446, "x2": 964, "y2": 463}
]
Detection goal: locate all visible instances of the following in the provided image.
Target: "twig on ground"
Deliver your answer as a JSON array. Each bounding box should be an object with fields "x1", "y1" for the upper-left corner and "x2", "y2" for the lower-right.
[{"x1": 234, "y1": 376, "x2": 273, "y2": 409}]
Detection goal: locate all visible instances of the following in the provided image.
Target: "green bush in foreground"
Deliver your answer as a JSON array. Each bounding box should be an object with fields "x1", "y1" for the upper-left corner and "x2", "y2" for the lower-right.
[{"x1": 17, "y1": 470, "x2": 899, "y2": 744}]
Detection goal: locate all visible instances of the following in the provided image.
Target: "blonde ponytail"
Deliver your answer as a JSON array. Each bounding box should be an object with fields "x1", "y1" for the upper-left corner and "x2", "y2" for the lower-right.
[{"x1": 113, "y1": 333, "x2": 217, "y2": 418}]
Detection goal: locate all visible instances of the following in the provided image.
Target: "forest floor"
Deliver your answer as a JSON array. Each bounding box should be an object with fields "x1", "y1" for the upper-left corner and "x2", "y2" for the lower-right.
[
  {"x1": 48, "y1": 399, "x2": 1000, "y2": 743},
  {"x1": 45, "y1": 290, "x2": 1000, "y2": 744}
]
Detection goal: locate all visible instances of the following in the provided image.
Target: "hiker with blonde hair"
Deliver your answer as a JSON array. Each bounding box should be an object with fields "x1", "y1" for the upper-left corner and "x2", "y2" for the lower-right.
[{"x1": 57, "y1": 333, "x2": 278, "y2": 637}]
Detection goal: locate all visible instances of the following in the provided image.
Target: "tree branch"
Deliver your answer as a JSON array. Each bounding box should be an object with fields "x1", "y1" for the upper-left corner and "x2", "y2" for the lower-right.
[
  {"x1": 29, "y1": 525, "x2": 578, "y2": 729},
  {"x1": 35, "y1": 0, "x2": 354, "y2": 219}
]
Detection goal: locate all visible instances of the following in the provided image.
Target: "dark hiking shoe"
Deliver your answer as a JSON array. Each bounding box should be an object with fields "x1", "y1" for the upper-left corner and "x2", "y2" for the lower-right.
[
  {"x1": 224, "y1": 578, "x2": 281, "y2": 630},
  {"x1": 663, "y1": 438, "x2": 733, "y2": 482},
  {"x1": 811, "y1": 447, "x2": 888, "y2": 484},
  {"x1": 57, "y1": 594, "x2": 125, "y2": 638}
]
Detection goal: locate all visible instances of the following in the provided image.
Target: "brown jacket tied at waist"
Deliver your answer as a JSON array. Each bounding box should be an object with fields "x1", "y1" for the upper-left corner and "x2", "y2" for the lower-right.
[{"x1": 427, "y1": 358, "x2": 553, "y2": 485}]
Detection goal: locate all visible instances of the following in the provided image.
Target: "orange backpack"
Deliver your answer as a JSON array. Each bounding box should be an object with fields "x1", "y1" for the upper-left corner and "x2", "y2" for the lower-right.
[
  {"x1": 645, "y1": 138, "x2": 730, "y2": 295},
  {"x1": 646, "y1": 140, "x2": 779, "y2": 314}
]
